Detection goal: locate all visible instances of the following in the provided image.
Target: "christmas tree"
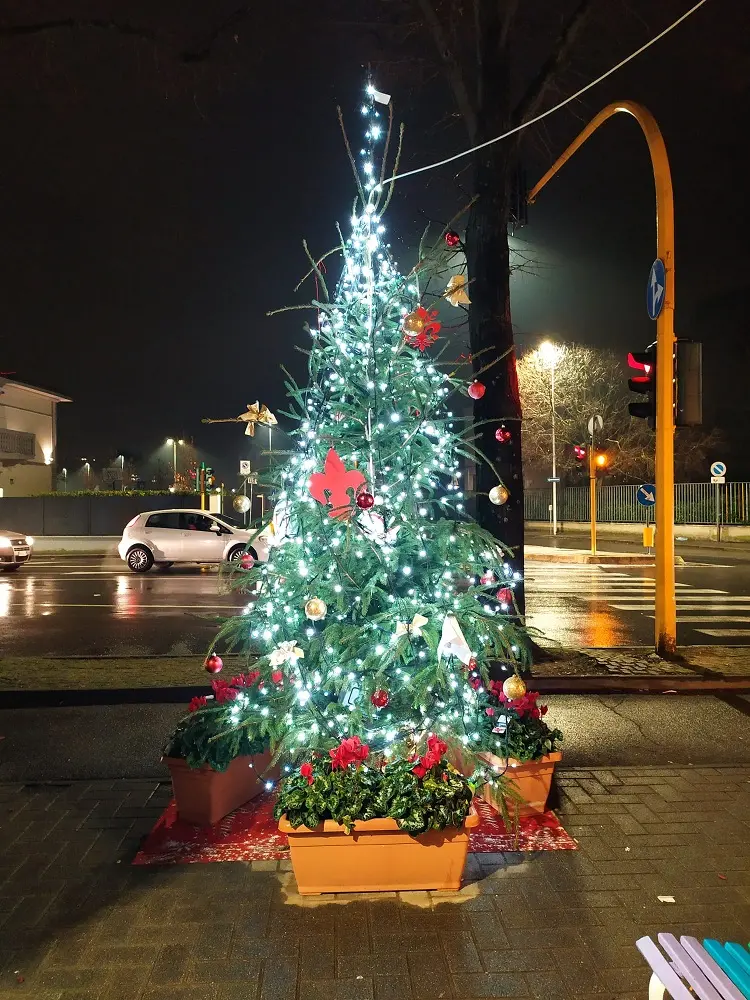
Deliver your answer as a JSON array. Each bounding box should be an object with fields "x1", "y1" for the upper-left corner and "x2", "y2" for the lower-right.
[{"x1": 211, "y1": 82, "x2": 529, "y2": 776}]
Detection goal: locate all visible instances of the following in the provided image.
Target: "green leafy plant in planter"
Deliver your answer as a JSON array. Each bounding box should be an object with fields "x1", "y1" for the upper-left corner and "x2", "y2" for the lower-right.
[
  {"x1": 274, "y1": 735, "x2": 475, "y2": 835},
  {"x1": 164, "y1": 671, "x2": 273, "y2": 771},
  {"x1": 476, "y1": 682, "x2": 563, "y2": 762}
]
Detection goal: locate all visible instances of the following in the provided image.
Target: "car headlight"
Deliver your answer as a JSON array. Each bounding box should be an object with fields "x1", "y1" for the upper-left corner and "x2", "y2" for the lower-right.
[
  {"x1": 25, "y1": 536, "x2": 34, "y2": 546},
  {"x1": 0, "y1": 537, "x2": 10, "y2": 548}
]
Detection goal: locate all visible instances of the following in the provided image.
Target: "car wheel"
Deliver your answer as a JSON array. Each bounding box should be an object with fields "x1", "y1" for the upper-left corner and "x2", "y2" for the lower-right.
[
  {"x1": 127, "y1": 546, "x2": 154, "y2": 573},
  {"x1": 2, "y1": 565, "x2": 21, "y2": 572},
  {"x1": 228, "y1": 545, "x2": 257, "y2": 563}
]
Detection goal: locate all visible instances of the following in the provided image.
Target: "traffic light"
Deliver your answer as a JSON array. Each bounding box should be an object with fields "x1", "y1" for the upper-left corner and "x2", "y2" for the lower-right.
[
  {"x1": 573, "y1": 444, "x2": 587, "y2": 462},
  {"x1": 206, "y1": 468, "x2": 216, "y2": 489},
  {"x1": 595, "y1": 452, "x2": 608, "y2": 470},
  {"x1": 627, "y1": 344, "x2": 656, "y2": 428},
  {"x1": 197, "y1": 462, "x2": 206, "y2": 493}
]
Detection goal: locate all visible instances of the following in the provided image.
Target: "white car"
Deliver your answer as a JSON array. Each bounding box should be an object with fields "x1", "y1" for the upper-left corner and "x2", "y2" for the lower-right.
[
  {"x1": 118, "y1": 509, "x2": 272, "y2": 573},
  {"x1": 0, "y1": 530, "x2": 34, "y2": 571}
]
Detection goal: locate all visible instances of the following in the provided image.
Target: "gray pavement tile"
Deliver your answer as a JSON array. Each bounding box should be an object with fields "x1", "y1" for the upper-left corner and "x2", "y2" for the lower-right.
[
  {"x1": 407, "y1": 952, "x2": 452, "y2": 999},
  {"x1": 374, "y1": 975, "x2": 413, "y2": 1000},
  {"x1": 451, "y1": 971, "x2": 528, "y2": 996},
  {"x1": 259, "y1": 957, "x2": 298, "y2": 1000}
]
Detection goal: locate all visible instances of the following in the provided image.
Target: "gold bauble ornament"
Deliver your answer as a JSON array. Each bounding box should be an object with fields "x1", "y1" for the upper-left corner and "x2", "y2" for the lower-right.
[
  {"x1": 402, "y1": 309, "x2": 426, "y2": 335},
  {"x1": 489, "y1": 484, "x2": 510, "y2": 505},
  {"x1": 304, "y1": 597, "x2": 328, "y2": 622},
  {"x1": 502, "y1": 674, "x2": 527, "y2": 699}
]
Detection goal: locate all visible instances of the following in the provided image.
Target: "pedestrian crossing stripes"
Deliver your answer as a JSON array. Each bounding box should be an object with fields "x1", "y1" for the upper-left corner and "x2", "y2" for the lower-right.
[{"x1": 525, "y1": 564, "x2": 750, "y2": 640}]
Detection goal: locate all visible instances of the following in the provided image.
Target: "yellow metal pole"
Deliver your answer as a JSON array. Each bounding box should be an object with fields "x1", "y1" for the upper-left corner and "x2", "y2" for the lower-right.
[
  {"x1": 528, "y1": 101, "x2": 676, "y2": 655},
  {"x1": 589, "y1": 447, "x2": 597, "y2": 555}
]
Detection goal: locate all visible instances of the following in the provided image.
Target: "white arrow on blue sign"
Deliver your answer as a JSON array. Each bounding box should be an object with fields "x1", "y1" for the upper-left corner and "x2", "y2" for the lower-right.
[
  {"x1": 710, "y1": 461, "x2": 726, "y2": 477},
  {"x1": 636, "y1": 484, "x2": 656, "y2": 507},
  {"x1": 647, "y1": 259, "x2": 666, "y2": 320}
]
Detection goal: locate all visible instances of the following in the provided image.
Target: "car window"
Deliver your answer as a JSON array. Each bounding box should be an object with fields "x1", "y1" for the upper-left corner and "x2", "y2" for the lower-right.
[
  {"x1": 180, "y1": 513, "x2": 215, "y2": 532},
  {"x1": 145, "y1": 512, "x2": 181, "y2": 529}
]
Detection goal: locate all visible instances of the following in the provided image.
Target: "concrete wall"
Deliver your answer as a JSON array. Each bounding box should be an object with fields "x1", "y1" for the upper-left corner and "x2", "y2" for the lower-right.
[{"x1": 0, "y1": 494, "x2": 202, "y2": 536}]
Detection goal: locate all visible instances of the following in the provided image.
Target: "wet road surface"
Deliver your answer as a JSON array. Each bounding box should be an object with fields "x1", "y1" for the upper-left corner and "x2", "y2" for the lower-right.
[{"x1": 3, "y1": 551, "x2": 750, "y2": 656}]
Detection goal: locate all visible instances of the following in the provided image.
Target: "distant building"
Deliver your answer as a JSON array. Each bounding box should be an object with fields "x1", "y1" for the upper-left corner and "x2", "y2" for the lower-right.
[{"x1": 0, "y1": 379, "x2": 71, "y2": 496}]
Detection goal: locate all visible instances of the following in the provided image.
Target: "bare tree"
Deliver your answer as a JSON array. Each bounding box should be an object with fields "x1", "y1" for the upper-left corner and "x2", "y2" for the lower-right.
[{"x1": 517, "y1": 343, "x2": 721, "y2": 484}]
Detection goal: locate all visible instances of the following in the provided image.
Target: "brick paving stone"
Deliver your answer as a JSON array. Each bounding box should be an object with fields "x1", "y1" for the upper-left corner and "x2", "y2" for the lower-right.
[{"x1": 0, "y1": 769, "x2": 748, "y2": 998}]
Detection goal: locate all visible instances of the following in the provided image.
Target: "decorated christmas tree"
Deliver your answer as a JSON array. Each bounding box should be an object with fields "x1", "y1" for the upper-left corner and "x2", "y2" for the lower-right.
[{"x1": 198, "y1": 82, "x2": 530, "y2": 782}]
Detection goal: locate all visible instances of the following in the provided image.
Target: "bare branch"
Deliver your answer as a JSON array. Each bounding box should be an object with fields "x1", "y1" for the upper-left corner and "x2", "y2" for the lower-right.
[
  {"x1": 0, "y1": 18, "x2": 162, "y2": 45},
  {"x1": 512, "y1": 0, "x2": 597, "y2": 128},
  {"x1": 414, "y1": 0, "x2": 478, "y2": 142}
]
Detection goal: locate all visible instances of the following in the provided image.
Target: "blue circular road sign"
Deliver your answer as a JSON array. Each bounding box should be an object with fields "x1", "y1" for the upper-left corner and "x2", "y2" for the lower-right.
[
  {"x1": 647, "y1": 259, "x2": 666, "y2": 320},
  {"x1": 710, "y1": 461, "x2": 726, "y2": 477},
  {"x1": 636, "y1": 484, "x2": 656, "y2": 507}
]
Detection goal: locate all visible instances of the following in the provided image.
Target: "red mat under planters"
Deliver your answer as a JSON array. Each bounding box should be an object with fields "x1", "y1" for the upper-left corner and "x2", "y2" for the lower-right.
[{"x1": 133, "y1": 794, "x2": 577, "y2": 866}]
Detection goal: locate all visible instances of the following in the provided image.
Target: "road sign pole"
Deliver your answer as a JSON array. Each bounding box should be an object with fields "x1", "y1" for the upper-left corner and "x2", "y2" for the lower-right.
[
  {"x1": 715, "y1": 482, "x2": 721, "y2": 544},
  {"x1": 528, "y1": 101, "x2": 677, "y2": 656}
]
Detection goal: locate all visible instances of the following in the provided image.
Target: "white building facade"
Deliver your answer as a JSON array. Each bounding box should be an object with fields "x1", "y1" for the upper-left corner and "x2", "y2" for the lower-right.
[{"x1": 0, "y1": 379, "x2": 71, "y2": 496}]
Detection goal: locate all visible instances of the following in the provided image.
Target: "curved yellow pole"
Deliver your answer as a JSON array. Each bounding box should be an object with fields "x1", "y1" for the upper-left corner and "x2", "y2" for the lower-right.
[{"x1": 528, "y1": 101, "x2": 676, "y2": 655}]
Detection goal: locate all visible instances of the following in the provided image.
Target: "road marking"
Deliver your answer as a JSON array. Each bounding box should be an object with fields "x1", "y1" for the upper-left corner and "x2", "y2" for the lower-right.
[
  {"x1": 692, "y1": 629, "x2": 750, "y2": 637},
  {"x1": 660, "y1": 615, "x2": 750, "y2": 631}
]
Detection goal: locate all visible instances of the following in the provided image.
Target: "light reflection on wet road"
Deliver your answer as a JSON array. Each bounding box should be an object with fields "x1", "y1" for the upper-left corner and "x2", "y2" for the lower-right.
[{"x1": 2, "y1": 555, "x2": 750, "y2": 656}]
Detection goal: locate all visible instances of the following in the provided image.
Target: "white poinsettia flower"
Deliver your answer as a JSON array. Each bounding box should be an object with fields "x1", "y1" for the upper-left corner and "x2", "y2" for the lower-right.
[{"x1": 268, "y1": 640, "x2": 305, "y2": 667}]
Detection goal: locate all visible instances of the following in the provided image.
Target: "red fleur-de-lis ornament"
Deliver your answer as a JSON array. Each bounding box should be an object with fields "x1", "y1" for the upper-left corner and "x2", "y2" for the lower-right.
[{"x1": 309, "y1": 448, "x2": 366, "y2": 520}]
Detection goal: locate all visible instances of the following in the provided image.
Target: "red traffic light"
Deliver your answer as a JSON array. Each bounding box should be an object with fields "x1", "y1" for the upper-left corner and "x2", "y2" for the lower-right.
[
  {"x1": 627, "y1": 351, "x2": 652, "y2": 374},
  {"x1": 573, "y1": 444, "x2": 587, "y2": 461}
]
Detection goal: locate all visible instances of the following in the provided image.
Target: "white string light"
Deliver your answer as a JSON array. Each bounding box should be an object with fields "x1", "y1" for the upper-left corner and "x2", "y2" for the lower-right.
[{"x1": 382, "y1": 0, "x2": 711, "y2": 187}]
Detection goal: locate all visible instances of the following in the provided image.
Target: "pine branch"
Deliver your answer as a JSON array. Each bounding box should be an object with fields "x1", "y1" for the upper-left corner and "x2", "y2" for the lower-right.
[{"x1": 512, "y1": 0, "x2": 597, "y2": 128}]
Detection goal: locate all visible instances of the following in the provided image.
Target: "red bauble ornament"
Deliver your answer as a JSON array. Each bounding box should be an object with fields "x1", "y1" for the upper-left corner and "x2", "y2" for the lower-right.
[
  {"x1": 467, "y1": 657, "x2": 478, "y2": 672},
  {"x1": 445, "y1": 230, "x2": 461, "y2": 249},
  {"x1": 496, "y1": 587, "x2": 513, "y2": 606},
  {"x1": 204, "y1": 653, "x2": 223, "y2": 674},
  {"x1": 371, "y1": 689, "x2": 389, "y2": 709},
  {"x1": 356, "y1": 491, "x2": 375, "y2": 510},
  {"x1": 240, "y1": 552, "x2": 255, "y2": 570},
  {"x1": 495, "y1": 426, "x2": 512, "y2": 444},
  {"x1": 468, "y1": 380, "x2": 486, "y2": 400}
]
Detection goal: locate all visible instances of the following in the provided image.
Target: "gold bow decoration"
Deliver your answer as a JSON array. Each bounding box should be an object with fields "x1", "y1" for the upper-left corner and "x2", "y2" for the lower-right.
[
  {"x1": 202, "y1": 401, "x2": 278, "y2": 437},
  {"x1": 444, "y1": 274, "x2": 471, "y2": 307},
  {"x1": 394, "y1": 613, "x2": 429, "y2": 639}
]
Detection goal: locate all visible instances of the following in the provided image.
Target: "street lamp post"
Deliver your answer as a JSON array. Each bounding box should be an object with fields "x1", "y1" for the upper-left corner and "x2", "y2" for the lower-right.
[
  {"x1": 165, "y1": 438, "x2": 184, "y2": 483},
  {"x1": 539, "y1": 341, "x2": 563, "y2": 537}
]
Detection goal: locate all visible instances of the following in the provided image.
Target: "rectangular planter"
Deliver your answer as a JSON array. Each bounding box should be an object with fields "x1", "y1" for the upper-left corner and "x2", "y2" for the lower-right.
[
  {"x1": 279, "y1": 808, "x2": 479, "y2": 895},
  {"x1": 165, "y1": 751, "x2": 275, "y2": 826},
  {"x1": 478, "y1": 751, "x2": 562, "y2": 818}
]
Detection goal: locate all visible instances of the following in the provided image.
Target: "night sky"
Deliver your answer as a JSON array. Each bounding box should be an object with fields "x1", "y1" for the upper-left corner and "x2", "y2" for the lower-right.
[{"x1": 1, "y1": 1, "x2": 748, "y2": 482}]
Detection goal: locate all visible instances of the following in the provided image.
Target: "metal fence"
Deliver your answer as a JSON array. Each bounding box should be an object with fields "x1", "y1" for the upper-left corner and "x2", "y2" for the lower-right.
[{"x1": 525, "y1": 482, "x2": 750, "y2": 525}]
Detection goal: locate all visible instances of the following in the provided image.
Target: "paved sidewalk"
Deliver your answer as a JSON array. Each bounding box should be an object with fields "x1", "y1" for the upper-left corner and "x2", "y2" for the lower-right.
[{"x1": 0, "y1": 766, "x2": 749, "y2": 999}]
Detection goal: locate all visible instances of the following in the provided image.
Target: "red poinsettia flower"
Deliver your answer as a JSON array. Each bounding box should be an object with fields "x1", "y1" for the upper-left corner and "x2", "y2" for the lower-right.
[
  {"x1": 469, "y1": 675, "x2": 483, "y2": 691},
  {"x1": 188, "y1": 695, "x2": 208, "y2": 712},
  {"x1": 485, "y1": 707, "x2": 495, "y2": 716},
  {"x1": 412, "y1": 735, "x2": 448, "y2": 779},
  {"x1": 231, "y1": 670, "x2": 261, "y2": 688},
  {"x1": 329, "y1": 735, "x2": 369, "y2": 770},
  {"x1": 211, "y1": 679, "x2": 238, "y2": 704},
  {"x1": 300, "y1": 762, "x2": 314, "y2": 786}
]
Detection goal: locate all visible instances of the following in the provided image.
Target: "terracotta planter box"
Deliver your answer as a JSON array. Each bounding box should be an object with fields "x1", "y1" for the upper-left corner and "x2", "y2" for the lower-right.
[
  {"x1": 165, "y1": 751, "x2": 275, "y2": 826},
  {"x1": 279, "y1": 807, "x2": 480, "y2": 895},
  {"x1": 478, "y1": 751, "x2": 562, "y2": 818}
]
